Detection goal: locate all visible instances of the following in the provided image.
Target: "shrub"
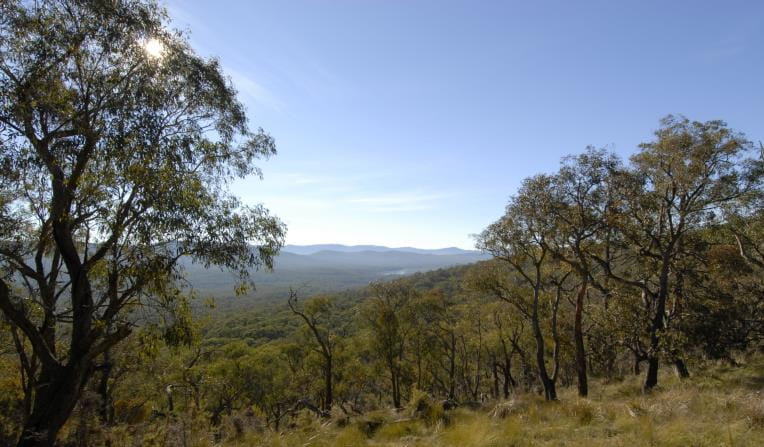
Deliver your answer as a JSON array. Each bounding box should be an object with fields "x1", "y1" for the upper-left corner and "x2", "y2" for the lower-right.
[
  {"x1": 407, "y1": 389, "x2": 449, "y2": 426},
  {"x1": 355, "y1": 411, "x2": 387, "y2": 437}
]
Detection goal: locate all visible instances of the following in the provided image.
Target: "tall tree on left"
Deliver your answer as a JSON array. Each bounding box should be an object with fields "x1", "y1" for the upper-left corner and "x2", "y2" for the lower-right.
[{"x1": 0, "y1": 1, "x2": 286, "y2": 445}]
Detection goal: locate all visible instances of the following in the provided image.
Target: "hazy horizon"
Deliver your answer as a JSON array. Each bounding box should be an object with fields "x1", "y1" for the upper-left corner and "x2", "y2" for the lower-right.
[{"x1": 281, "y1": 243, "x2": 481, "y2": 251}]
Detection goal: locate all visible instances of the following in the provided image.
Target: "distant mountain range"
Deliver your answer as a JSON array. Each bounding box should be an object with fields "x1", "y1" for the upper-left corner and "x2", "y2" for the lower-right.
[
  {"x1": 282, "y1": 244, "x2": 479, "y2": 256},
  {"x1": 184, "y1": 244, "x2": 489, "y2": 307}
]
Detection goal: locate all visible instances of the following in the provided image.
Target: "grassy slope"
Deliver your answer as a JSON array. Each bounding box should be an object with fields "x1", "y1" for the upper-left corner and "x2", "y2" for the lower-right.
[{"x1": 245, "y1": 356, "x2": 764, "y2": 447}]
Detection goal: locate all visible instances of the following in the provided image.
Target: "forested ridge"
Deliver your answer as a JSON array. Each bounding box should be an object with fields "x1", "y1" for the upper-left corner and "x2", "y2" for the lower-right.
[{"x1": 1, "y1": 1, "x2": 763, "y2": 446}]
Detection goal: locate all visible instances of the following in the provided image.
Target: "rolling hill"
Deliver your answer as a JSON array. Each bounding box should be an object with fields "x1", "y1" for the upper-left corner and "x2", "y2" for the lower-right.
[{"x1": 183, "y1": 244, "x2": 489, "y2": 308}]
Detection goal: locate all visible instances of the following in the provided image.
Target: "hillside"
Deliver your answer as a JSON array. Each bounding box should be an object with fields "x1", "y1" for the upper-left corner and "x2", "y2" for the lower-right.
[
  {"x1": 242, "y1": 355, "x2": 764, "y2": 447},
  {"x1": 182, "y1": 245, "x2": 488, "y2": 307},
  {"x1": 7, "y1": 258, "x2": 760, "y2": 446},
  {"x1": 201, "y1": 263, "x2": 472, "y2": 345}
]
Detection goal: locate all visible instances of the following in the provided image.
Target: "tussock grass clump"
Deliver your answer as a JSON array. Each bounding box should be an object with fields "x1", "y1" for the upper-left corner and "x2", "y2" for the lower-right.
[
  {"x1": 200, "y1": 357, "x2": 764, "y2": 446},
  {"x1": 354, "y1": 410, "x2": 388, "y2": 438},
  {"x1": 433, "y1": 411, "x2": 508, "y2": 447},
  {"x1": 490, "y1": 398, "x2": 529, "y2": 419},
  {"x1": 742, "y1": 394, "x2": 764, "y2": 428},
  {"x1": 332, "y1": 425, "x2": 369, "y2": 446},
  {"x1": 561, "y1": 398, "x2": 598, "y2": 425},
  {"x1": 407, "y1": 389, "x2": 450, "y2": 426},
  {"x1": 374, "y1": 418, "x2": 423, "y2": 441}
]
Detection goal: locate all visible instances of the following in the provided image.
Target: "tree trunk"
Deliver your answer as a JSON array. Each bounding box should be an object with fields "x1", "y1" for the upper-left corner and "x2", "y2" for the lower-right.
[
  {"x1": 391, "y1": 366, "x2": 401, "y2": 409},
  {"x1": 324, "y1": 356, "x2": 333, "y2": 412},
  {"x1": 448, "y1": 334, "x2": 456, "y2": 400},
  {"x1": 673, "y1": 358, "x2": 690, "y2": 379},
  {"x1": 502, "y1": 361, "x2": 515, "y2": 399},
  {"x1": 97, "y1": 351, "x2": 114, "y2": 425},
  {"x1": 17, "y1": 363, "x2": 89, "y2": 447},
  {"x1": 604, "y1": 340, "x2": 616, "y2": 379},
  {"x1": 644, "y1": 256, "x2": 670, "y2": 393},
  {"x1": 492, "y1": 362, "x2": 500, "y2": 399},
  {"x1": 416, "y1": 349, "x2": 423, "y2": 390},
  {"x1": 498, "y1": 339, "x2": 514, "y2": 399},
  {"x1": 644, "y1": 356, "x2": 659, "y2": 391},
  {"x1": 532, "y1": 306, "x2": 556, "y2": 401},
  {"x1": 573, "y1": 277, "x2": 588, "y2": 397}
]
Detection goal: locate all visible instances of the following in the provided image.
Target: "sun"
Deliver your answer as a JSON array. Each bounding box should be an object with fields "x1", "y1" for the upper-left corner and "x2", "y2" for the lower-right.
[{"x1": 142, "y1": 38, "x2": 165, "y2": 59}]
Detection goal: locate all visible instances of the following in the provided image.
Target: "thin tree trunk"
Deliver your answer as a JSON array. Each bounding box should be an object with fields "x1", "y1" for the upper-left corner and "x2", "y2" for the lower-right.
[
  {"x1": 390, "y1": 365, "x2": 401, "y2": 408},
  {"x1": 532, "y1": 302, "x2": 556, "y2": 400},
  {"x1": 97, "y1": 351, "x2": 113, "y2": 425},
  {"x1": 574, "y1": 276, "x2": 588, "y2": 397},
  {"x1": 644, "y1": 257, "x2": 670, "y2": 392},
  {"x1": 492, "y1": 361, "x2": 500, "y2": 399},
  {"x1": 324, "y1": 355, "x2": 333, "y2": 412},
  {"x1": 502, "y1": 361, "x2": 515, "y2": 399},
  {"x1": 416, "y1": 345, "x2": 423, "y2": 390},
  {"x1": 673, "y1": 358, "x2": 690, "y2": 379},
  {"x1": 448, "y1": 334, "x2": 456, "y2": 400}
]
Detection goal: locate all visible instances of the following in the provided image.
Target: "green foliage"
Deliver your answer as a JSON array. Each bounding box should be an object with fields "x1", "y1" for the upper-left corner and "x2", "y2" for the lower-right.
[
  {"x1": 407, "y1": 389, "x2": 448, "y2": 426},
  {"x1": 0, "y1": 0, "x2": 285, "y2": 442},
  {"x1": 1, "y1": 25, "x2": 762, "y2": 443}
]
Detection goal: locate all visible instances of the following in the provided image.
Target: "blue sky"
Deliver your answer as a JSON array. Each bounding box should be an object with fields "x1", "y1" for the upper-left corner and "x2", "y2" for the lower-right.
[{"x1": 165, "y1": 0, "x2": 763, "y2": 249}]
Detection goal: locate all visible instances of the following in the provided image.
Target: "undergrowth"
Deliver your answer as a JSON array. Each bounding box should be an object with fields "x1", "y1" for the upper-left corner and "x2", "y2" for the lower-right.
[
  {"x1": 77, "y1": 356, "x2": 764, "y2": 446},
  {"x1": 241, "y1": 355, "x2": 764, "y2": 447}
]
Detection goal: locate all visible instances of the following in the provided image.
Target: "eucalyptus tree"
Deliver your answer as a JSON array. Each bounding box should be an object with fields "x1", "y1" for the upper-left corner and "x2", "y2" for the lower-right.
[
  {"x1": 0, "y1": 1, "x2": 285, "y2": 445},
  {"x1": 287, "y1": 292, "x2": 344, "y2": 413},
  {"x1": 409, "y1": 289, "x2": 460, "y2": 400},
  {"x1": 724, "y1": 148, "x2": 764, "y2": 269},
  {"x1": 362, "y1": 281, "x2": 419, "y2": 408},
  {"x1": 703, "y1": 150, "x2": 764, "y2": 356},
  {"x1": 595, "y1": 116, "x2": 755, "y2": 391},
  {"x1": 476, "y1": 175, "x2": 564, "y2": 401},
  {"x1": 455, "y1": 301, "x2": 485, "y2": 401},
  {"x1": 486, "y1": 301, "x2": 528, "y2": 398},
  {"x1": 544, "y1": 148, "x2": 621, "y2": 396}
]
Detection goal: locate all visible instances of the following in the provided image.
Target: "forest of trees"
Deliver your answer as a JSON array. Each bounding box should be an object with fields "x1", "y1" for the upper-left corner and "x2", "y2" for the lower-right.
[
  {"x1": 1, "y1": 1, "x2": 763, "y2": 446},
  {"x1": 2, "y1": 113, "x2": 762, "y2": 444}
]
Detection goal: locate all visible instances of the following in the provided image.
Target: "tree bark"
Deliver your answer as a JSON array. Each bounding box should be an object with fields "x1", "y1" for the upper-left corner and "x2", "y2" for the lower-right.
[
  {"x1": 644, "y1": 256, "x2": 670, "y2": 392},
  {"x1": 492, "y1": 361, "x2": 500, "y2": 399},
  {"x1": 390, "y1": 364, "x2": 401, "y2": 409},
  {"x1": 97, "y1": 351, "x2": 114, "y2": 425},
  {"x1": 502, "y1": 361, "x2": 515, "y2": 399},
  {"x1": 448, "y1": 333, "x2": 456, "y2": 400},
  {"x1": 673, "y1": 358, "x2": 690, "y2": 379},
  {"x1": 532, "y1": 301, "x2": 556, "y2": 400},
  {"x1": 17, "y1": 363, "x2": 89, "y2": 447},
  {"x1": 324, "y1": 356, "x2": 333, "y2": 412},
  {"x1": 644, "y1": 356, "x2": 659, "y2": 391},
  {"x1": 573, "y1": 276, "x2": 588, "y2": 397}
]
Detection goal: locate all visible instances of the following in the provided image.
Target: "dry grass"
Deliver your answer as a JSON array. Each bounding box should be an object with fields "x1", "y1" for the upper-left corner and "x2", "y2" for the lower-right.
[
  {"x1": 66, "y1": 356, "x2": 763, "y2": 446},
  {"x1": 239, "y1": 355, "x2": 764, "y2": 447}
]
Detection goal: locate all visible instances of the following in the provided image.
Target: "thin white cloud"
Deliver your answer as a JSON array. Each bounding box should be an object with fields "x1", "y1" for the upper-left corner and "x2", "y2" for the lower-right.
[
  {"x1": 226, "y1": 68, "x2": 286, "y2": 113},
  {"x1": 163, "y1": 2, "x2": 285, "y2": 114},
  {"x1": 346, "y1": 192, "x2": 449, "y2": 213}
]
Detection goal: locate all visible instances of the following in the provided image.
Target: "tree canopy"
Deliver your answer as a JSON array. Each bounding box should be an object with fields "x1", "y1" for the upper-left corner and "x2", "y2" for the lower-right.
[{"x1": 0, "y1": 0, "x2": 284, "y2": 444}]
